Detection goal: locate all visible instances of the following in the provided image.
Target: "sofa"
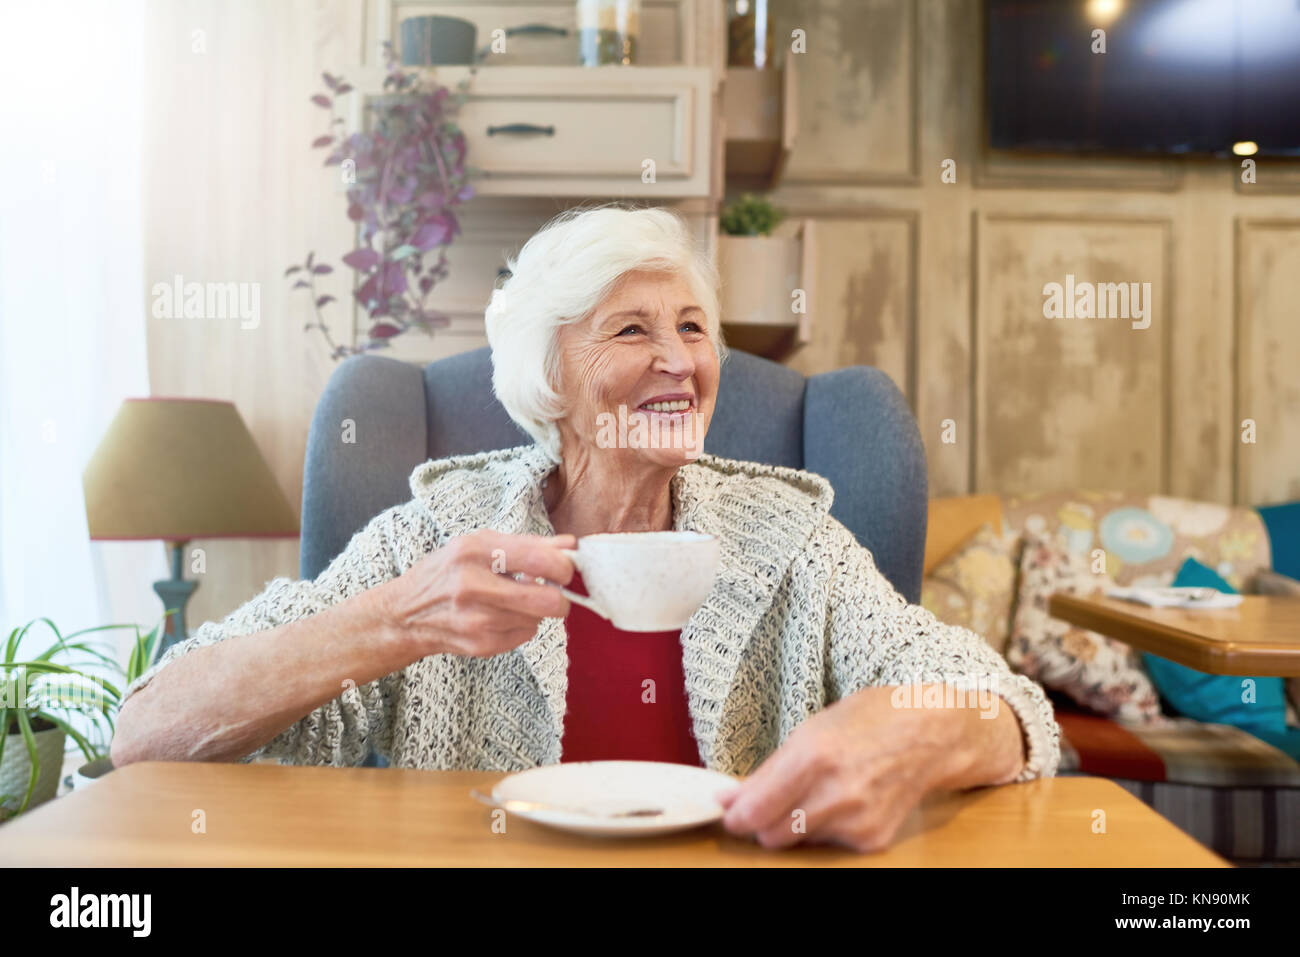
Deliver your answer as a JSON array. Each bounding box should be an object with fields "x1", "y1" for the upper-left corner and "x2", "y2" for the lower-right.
[{"x1": 922, "y1": 490, "x2": 1300, "y2": 863}]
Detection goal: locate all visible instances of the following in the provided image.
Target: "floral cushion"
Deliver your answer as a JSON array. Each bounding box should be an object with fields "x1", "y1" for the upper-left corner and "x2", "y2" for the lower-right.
[
  {"x1": 920, "y1": 523, "x2": 1018, "y2": 654},
  {"x1": 1000, "y1": 491, "x2": 1271, "y2": 592},
  {"x1": 1006, "y1": 529, "x2": 1165, "y2": 725}
]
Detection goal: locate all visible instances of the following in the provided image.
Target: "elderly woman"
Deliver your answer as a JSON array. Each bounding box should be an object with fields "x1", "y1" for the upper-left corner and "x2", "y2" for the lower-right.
[{"x1": 113, "y1": 205, "x2": 1059, "y2": 852}]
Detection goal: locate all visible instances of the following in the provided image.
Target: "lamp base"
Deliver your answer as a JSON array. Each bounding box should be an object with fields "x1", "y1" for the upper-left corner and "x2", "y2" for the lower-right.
[{"x1": 153, "y1": 540, "x2": 198, "y2": 657}]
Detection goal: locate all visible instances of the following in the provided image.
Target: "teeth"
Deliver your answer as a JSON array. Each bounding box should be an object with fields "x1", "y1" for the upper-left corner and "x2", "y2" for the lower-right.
[{"x1": 641, "y1": 400, "x2": 691, "y2": 412}]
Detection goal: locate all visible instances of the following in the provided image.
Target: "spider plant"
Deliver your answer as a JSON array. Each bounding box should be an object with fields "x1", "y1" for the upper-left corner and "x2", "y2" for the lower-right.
[{"x1": 0, "y1": 615, "x2": 164, "y2": 819}]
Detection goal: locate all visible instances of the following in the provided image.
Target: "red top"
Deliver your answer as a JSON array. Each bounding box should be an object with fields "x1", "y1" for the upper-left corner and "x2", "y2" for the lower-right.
[{"x1": 559, "y1": 571, "x2": 703, "y2": 766}]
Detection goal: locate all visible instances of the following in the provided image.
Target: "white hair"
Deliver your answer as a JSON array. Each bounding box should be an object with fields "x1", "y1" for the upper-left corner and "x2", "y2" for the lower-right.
[{"x1": 483, "y1": 203, "x2": 727, "y2": 463}]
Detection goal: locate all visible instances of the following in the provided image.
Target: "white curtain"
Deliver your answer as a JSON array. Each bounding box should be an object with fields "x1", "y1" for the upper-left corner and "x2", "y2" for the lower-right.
[{"x1": 0, "y1": 0, "x2": 165, "y2": 758}]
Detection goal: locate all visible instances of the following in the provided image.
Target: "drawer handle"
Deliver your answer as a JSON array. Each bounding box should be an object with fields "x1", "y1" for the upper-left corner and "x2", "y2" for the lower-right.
[
  {"x1": 506, "y1": 24, "x2": 569, "y2": 39},
  {"x1": 477, "y1": 23, "x2": 569, "y2": 60},
  {"x1": 487, "y1": 123, "x2": 556, "y2": 137}
]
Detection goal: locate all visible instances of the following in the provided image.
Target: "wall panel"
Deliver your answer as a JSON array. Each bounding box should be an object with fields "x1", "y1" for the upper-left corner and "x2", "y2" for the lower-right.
[
  {"x1": 1235, "y1": 220, "x2": 1300, "y2": 505},
  {"x1": 781, "y1": 211, "x2": 917, "y2": 408},
  {"x1": 973, "y1": 214, "x2": 1171, "y2": 496}
]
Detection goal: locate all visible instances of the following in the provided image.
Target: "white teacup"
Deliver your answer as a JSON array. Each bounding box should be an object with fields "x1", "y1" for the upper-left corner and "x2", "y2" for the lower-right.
[{"x1": 555, "y1": 531, "x2": 721, "y2": 632}]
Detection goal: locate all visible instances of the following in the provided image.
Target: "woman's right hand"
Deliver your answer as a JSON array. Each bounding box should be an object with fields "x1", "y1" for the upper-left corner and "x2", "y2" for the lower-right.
[{"x1": 375, "y1": 529, "x2": 577, "y2": 659}]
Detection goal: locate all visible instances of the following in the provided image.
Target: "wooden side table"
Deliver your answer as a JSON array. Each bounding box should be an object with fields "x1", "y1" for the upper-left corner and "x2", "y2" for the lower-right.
[{"x1": 1048, "y1": 594, "x2": 1300, "y2": 676}]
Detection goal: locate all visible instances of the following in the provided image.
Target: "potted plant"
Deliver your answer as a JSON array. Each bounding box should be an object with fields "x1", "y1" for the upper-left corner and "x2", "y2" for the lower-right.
[
  {"x1": 287, "y1": 43, "x2": 477, "y2": 359},
  {"x1": 717, "y1": 193, "x2": 801, "y2": 326},
  {"x1": 0, "y1": 616, "x2": 163, "y2": 821},
  {"x1": 720, "y1": 192, "x2": 783, "y2": 237}
]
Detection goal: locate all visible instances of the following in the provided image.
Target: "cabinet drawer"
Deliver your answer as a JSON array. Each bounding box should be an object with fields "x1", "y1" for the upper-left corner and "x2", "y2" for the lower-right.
[{"x1": 432, "y1": 67, "x2": 711, "y2": 197}]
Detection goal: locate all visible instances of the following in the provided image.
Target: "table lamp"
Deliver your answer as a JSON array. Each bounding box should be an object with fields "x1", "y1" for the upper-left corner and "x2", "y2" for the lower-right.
[{"x1": 82, "y1": 398, "x2": 300, "y2": 655}]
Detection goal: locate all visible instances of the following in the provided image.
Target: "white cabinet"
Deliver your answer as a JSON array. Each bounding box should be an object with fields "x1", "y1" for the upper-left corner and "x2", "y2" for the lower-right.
[
  {"x1": 348, "y1": 1, "x2": 725, "y2": 358},
  {"x1": 431, "y1": 66, "x2": 711, "y2": 197}
]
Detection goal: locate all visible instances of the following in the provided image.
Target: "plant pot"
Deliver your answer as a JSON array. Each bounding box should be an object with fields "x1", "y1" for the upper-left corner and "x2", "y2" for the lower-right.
[
  {"x1": 0, "y1": 723, "x2": 67, "y2": 820},
  {"x1": 399, "y1": 15, "x2": 477, "y2": 66},
  {"x1": 717, "y1": 234, "x2": 802, "y2": 325},
  {"x1": 70, "y1": 755, "x2": 115, "y2": 791}
]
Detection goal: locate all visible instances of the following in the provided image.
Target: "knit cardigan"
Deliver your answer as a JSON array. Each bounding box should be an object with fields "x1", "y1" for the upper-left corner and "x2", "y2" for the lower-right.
[{"x1": 123, "y1": 442, "x2": 1061, "y2": 781}]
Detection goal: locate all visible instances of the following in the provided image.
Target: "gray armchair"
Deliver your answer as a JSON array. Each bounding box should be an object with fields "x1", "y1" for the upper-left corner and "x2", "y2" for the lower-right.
[
  {"x1": 301, "y1": 346, "x2": 928, "y2": 601},
  {"x1": 301, "y1": 346, "x2": 927, "y2": 768}
]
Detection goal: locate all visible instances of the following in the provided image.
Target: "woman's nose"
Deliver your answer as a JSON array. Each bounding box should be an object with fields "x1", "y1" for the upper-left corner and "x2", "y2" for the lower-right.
[{"x1": 651, "y1": 331, "x2": 695, "y2": 377}]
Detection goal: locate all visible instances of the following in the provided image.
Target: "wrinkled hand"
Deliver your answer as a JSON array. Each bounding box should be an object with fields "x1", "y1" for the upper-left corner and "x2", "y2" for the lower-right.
[
  {"x1": 714, "y1": 686, "x2": 980, "y2": 853},
  {"x1": 377, "y1": 529, "x2": 577, "y2": 659}
]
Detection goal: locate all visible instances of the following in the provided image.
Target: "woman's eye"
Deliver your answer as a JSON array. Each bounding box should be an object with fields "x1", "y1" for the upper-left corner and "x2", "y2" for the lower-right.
[{"x1": 616, "y1": 321, "x2": 701, "y2": 336}]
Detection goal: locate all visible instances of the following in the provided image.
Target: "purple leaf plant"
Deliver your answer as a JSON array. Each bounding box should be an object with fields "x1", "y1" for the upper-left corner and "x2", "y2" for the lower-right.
[{"x1": 288, "y1": 43, "x2": 476, "y2": 359}]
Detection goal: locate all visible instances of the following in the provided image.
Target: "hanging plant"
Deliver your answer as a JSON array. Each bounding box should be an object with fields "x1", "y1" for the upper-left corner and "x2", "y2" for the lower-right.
[{"x1": 287, "y1": 43, "x2": 477, "y2": 358}]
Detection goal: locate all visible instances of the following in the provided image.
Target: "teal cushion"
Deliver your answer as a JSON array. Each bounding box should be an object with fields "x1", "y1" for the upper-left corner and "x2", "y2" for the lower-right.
[
  {"x1": 1142, "y1": 559, "x2": 1293, "y2": 752},
  {"x1": 1257, "y1": 501, "x2": 1300, "y2": 580},
  {"x1": 1168, "y1": 555, "x2": 1237, "y2": 594}
]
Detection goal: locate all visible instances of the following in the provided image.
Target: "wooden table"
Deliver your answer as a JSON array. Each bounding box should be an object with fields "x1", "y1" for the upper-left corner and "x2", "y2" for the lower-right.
[
  {"x1": 1049, "y1": 593, "x2": 1300, "y2": 676},
  {"x1": 0, "y1": 761, "x2": 1227, "y2": 866}
]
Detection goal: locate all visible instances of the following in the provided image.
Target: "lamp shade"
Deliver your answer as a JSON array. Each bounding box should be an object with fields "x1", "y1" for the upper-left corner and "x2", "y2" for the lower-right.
[{"x1": 83, "y1": 398, "x2": 300, "y2": 541}]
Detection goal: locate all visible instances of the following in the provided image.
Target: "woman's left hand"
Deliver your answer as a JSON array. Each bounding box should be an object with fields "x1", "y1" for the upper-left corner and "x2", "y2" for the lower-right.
[{"x1": 714, "y1": 685, "x2": 1020, "y2": 853}]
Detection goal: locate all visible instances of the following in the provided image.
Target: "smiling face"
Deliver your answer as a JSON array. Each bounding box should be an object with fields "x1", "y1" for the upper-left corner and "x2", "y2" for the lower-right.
[{"x1": 554, "y1": 269, "x2": 720, "y2": 470}]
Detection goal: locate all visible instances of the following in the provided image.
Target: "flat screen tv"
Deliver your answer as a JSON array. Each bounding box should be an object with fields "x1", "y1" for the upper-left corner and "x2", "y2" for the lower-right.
[{"x1": 986, "y1": 0, "x2": 1300, "y2": 157}]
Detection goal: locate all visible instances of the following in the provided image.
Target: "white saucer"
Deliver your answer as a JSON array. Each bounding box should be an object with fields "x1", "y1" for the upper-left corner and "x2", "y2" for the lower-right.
[{"x1": 490, "y1": 760, "x2": 739, "y2": 837}]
